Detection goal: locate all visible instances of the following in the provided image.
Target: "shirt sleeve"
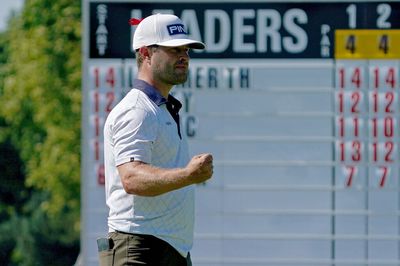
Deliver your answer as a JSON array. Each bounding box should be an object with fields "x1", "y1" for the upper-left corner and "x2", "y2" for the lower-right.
[{"x1": 112, "y1": 107, "x2": 158, "y2": 166}]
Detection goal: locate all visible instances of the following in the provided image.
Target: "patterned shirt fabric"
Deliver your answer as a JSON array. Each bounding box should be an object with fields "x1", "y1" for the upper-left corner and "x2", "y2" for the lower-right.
[{"x1": 103, "y1": 79, "x2": 194, "y2": 257}]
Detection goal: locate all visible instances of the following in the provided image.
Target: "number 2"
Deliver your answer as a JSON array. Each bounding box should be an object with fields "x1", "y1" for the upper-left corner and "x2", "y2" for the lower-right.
[
  {"x1": 106, "y1": 92, "x2": 115, "y2": 113},
  {"x1": 377, "y1": 3, "x2": 391, "y2": 28}
]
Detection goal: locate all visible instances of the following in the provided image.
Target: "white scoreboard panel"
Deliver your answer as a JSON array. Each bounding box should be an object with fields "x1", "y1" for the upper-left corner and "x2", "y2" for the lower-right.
[{"x1": 81, "y1": 1, "x2": 400, "y2": 265}]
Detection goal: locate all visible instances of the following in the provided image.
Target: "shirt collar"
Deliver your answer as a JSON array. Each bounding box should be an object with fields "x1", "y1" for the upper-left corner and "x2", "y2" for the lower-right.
[
  {"x1": 133, "y1": 79, "x2": 166, "y2": 106},
  {"x1": 133, "y1": 79, "x2": 182, "y2": 112}
]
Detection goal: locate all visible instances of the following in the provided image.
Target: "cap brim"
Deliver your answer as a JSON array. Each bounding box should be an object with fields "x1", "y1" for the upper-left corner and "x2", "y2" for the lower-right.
[{"x1": 156, "y1": 39, "x2": 205, "y2": 50}]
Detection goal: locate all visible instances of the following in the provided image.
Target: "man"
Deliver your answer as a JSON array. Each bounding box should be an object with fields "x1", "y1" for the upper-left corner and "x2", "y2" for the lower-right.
[{"x1": 98, "y1": 13, "x2": 213, "y2": 266}]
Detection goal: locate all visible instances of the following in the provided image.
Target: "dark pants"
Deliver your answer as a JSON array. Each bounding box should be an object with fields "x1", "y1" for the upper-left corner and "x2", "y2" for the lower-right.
[{"x1": 98, "y1": 231, "x2": 191, "y2": 266}]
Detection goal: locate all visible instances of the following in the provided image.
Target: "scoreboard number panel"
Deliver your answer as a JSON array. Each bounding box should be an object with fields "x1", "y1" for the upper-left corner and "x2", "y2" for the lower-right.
[
  {"x1": 88, "y1": 60, "x2": 122, "y2": 185},
  {"x1": 334, "y1": 28, "x2": 400, "y2": 264},
  {"x1": 82, "y1": 1, "x2": 400, "y2": 265},
  {"x1": 335, "y1": 30, "x2": 400, "y2": 59}
]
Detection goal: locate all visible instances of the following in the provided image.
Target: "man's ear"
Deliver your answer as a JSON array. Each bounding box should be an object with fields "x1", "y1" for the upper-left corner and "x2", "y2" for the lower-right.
[{"x1": 139, "y1": 47, "x2": 151, "y2": 60}]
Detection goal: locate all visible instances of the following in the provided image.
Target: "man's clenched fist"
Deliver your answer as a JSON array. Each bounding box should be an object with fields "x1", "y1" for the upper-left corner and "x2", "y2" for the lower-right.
[{"x1": 186, "y1": 153, "x2": 213, "y2": 184}]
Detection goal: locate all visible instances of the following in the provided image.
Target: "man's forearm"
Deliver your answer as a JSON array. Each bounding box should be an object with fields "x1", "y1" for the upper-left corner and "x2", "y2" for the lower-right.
[
  {"x1": 118, "y1": 161, "x2": 193, "y2": 196},
  {"x1": 118, "y1": 153, "x2": 213, "y2": 197}
]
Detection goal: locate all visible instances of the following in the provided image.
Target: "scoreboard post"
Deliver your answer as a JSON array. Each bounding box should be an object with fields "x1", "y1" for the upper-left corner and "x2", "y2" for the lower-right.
[{"x1": 81, "y1": 1, "x2": 400, "y2": 265}]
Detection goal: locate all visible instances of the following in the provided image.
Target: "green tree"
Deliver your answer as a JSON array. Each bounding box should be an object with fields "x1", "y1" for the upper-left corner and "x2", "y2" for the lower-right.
[{"x1": 0, "y1": 0, "x2": 81, "y2": 264}]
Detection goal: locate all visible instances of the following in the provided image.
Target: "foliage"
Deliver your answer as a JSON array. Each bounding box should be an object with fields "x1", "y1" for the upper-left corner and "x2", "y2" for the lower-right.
[{"x1": 0, "y1": 0, "x2": 82, "y2": 264}]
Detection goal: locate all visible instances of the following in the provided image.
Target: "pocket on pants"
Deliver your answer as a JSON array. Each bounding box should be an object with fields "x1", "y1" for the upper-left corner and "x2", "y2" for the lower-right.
[{"x1": 99, "y1": 249, "x2": 115, "y2": 266}]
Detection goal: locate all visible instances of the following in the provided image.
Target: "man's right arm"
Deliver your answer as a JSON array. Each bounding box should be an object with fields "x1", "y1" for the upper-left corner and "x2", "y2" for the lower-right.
[{"x1": 117, "y1": 153, "x2": 213, "y2": 197}]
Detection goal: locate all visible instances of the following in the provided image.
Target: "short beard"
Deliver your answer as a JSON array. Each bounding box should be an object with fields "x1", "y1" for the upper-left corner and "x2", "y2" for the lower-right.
[{"x1": 156, "y1": 67, "x2": 188, "y2": 86}]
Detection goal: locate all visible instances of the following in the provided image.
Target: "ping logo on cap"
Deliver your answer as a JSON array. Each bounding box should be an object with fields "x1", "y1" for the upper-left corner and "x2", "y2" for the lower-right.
[{"x1": 167, "y1": 24, "x2": 187, "y2": 35}]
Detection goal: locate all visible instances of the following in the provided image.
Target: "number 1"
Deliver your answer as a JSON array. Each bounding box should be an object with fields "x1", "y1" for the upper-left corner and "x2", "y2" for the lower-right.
[
  {"x1": 94, "y1": 68, "x2": 100, "y2": 88},
  {"x1": 346, "y1": 4, "x2": 357, "y2": 29}
]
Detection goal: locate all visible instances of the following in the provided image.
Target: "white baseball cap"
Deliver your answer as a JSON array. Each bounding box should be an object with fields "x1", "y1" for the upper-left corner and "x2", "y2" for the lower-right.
[{"x1": 132, "y1": 13, "x2": 205, "y2": 50}]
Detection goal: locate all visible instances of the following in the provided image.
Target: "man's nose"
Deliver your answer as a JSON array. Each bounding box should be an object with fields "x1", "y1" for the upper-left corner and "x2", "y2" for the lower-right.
[{"x1": 179, "y1": 53, "x2": 189, "y2": 63}]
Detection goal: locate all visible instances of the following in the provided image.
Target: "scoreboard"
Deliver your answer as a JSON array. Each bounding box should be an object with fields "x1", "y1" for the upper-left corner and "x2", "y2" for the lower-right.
[{"x1": 81, "y1": 1, "x2": 400, "y2": 265}]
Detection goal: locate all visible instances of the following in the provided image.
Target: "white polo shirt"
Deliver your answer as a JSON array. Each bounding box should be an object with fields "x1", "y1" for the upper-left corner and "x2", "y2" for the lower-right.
[{"x1": 103, "y1": 79, "x2": 194, "y2": 257}]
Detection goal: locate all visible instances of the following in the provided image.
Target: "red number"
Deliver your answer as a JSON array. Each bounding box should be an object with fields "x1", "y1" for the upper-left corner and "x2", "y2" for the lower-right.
[
  {"x1": 372, "y1": 141, "x2": 394, "y2": 162},
  {"x1": 94, "y1": 139, "x2": 100, "y2": 161},
  {"x1": 106, "y1": 67, "x2": 115, "y2": 88},
  {"x1": 385, "y1": 68, "x2": 395, "y2": 89},
  {"x1": 384, "y1": 117, "x2": 393, "y2": 137},
  {"x1": 372, "y1": 142, "x2": 378, "y2": 162},
  {"x1": 378, "y1": 166, "x2": 388, "y2": 188},
  {"x1": 94, "y1": 68, "x2": 100, "y2": 88},
  {"x1": 370, "y1": 117, "x2": 393, "y2": 138},
  {"x1": 371, "y1": 118, "x2": 378, "y2": 138},
  {"x1": 97, "y1": 164, "x2": 105, "y2": 185},
  {"x1": 372, "y1": 92, "x2": 378, "y2": 112},
  {"x1": 351, "y1": 92, "x2": 360, "y2": 113},
  {"x1": 351, "y1": 68, "x2": 361, "y2": 88},
  {"x1": 375, "y1": 67, "x2": 396, "y2": 89},
  {"x1": 338, "y1": 92, "x2": 344, "y2": 113},
  {"x1": 340, "y1": 117, "x2": 360, "y2": 137},
  {"x1": 339, "y1": 141, "x2": 362, "y2": 162},
  {"x1": 374, "y1": 67, "x2": 379, "y2": 89},
  {"x1": 339, "y1": 68, "x2": 345, "y2": 88},
  {"x1": 340, "y1": 142, "x2": 345, "y2": 161},
  {"x1": 371, "y1": 89, "x2": 394, "y2": 114},
  {"x1": 339, "y1": 117, "x2": 345, "y2": 137},
  {"x1": 95, "y1": 116, "x2": 100, "y2": 137},
  {"x1": 385, "y1": 92, "x2": 394, "y2": 113},
  {"x1": 345, "y1": 166, "x2": 356, "y2": 187},
  {"x1": 94, "y1": 91, "x2": 100, "y2": 113},
  {"x1": 352, "y1": 141, "x2": 361, "y2": 161},
  {"x1": 106, "y1": 91, "x2": 115, "y2": 113},
  {"x1": 353, "y1": 117, "x2": 359, "y2": 137},
  {"x1": 384, "y1": 141, "x2": 394, "y2": 162},
  {"x1": 336, "y1": 67, "x2": 366, "y2": 89}
]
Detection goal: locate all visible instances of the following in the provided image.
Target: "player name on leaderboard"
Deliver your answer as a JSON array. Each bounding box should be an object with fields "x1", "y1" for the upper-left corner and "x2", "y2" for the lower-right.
[{"x1": 334, "y1": 29, "x2": 400, "y2": 259}]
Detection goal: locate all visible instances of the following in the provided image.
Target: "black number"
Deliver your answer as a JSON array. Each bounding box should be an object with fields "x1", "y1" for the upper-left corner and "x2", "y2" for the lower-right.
[
  {"x1": 346, "y1": 35, "x2": 356, "y2": 54},
  {"x1": 378, "y1": 34, "x2": 389, "y2": 54}
]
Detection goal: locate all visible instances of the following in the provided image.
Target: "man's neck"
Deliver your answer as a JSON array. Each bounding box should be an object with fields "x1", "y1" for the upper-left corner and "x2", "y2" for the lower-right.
[{"x1": 137, "y1": 74, "x2": 171, "y2": 98}]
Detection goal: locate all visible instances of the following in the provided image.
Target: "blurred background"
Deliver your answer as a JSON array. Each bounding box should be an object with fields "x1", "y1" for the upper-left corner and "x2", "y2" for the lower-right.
[
  {"x1": 0, "y1": 0, "x2": 81, "y2": 265},
  {"x1": 1, "y1": 0, "x2": 400, "y2": 266}
]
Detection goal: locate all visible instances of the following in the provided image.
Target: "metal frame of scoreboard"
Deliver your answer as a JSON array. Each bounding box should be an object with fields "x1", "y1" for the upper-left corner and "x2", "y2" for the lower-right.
[{"x1": 81, "y1": 1, "x2": 400, "y2": 265}]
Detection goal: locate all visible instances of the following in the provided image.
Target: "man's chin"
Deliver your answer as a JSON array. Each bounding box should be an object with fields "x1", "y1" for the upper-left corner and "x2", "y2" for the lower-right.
[{"x1": 172, "y1": 75, "x2": 188, "y2": 85}]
